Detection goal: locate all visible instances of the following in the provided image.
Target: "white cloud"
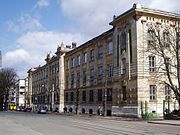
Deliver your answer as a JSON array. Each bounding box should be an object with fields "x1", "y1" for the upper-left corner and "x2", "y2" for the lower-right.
[
  {"x1": 34, "y1": 0, "x2": 49, "y2": 9},
  {"x1": 4, "y1": 0, "x2": 180, "y2": 78},
  {"x1": 3, "y1": 31, "x2": 83, "y2": 78},
  {"x1": 149, "y1": 0, "x2": 180, "y2": 13},
  {"x1": 7, "y1": 14, "x2": 44, "y2": 33},
  {"x1": 61, "y1": 0, "x2": 180, "y2": 37}
]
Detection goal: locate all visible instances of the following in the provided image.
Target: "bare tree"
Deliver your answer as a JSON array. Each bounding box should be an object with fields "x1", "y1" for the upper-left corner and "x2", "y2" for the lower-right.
[
  {"x1": 147, "y1": 20, "x2": 180, "y2": 108},
  {"x1": 0, "y1": 68, "x2": 18, "y2": 110}
]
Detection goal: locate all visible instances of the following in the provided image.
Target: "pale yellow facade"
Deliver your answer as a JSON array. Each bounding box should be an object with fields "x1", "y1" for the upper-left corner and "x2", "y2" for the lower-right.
[{"x1": 64, "y1": 3, "x2": 179, "y2": 117}]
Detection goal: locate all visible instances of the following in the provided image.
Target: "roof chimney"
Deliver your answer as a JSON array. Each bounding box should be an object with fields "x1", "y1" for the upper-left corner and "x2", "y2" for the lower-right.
[
  {"x1": 72, "y1": 42, "x2": 77, "y2": 49},
  {"x1": 113, "y1": 15, "x2": 116, "y2": 20},
  {"x1": 133, "y1": 3, "x2": 142, "y2": 9}
]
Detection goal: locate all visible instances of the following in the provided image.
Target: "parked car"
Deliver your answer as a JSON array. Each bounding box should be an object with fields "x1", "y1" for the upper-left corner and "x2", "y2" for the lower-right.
[
  {"x1": 16, "y1": 107, "x2": 20, "y2": 111},
  {"x1": 38, "y1": 107, "x2": 46, "y2": 114},
  {"x1": 24, "y1": 107, "x2": 32, "y2": 112},
  {"x1": 20, "y1": 107, "x2": 25, "y2": 112}
]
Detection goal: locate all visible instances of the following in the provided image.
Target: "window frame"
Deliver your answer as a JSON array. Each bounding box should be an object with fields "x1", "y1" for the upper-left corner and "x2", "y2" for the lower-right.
[
  {"x1": 108, "y1": 42, "x2": 113, "y2": 54},
  {"x1": 82, "y1": 91, "x2": 86, "y2": 102},
  {"x1": 90, "y1": 49, "x2": 95, "y2": 61},
  {"x1": 83, "y1": 52, "x2": 87, "y2": 63},
  {"x1": 165, "y1": 86, "x2": 171, "y2": 100},
  {"x1": 150, "y1": 85, "x2": 156, "y2": 100},
  {"x1": 77, "y1": 55, "x2": 81, "y2": 66},
  {"x1": 108, "y1": 64, "x2": 113, "y2": 77},
  {"x1": 89, "y1": 90, "x2": 94, "y2": 102},
  {"x1": 98, "y1": 45, "x2": 103, "y2": 58},
  {"x1": 149, "y1": 56, "x2": 155, "y2": 72},
  {"x1": 98, "y1": 66, "x2": 103, "y2": 80},
  {"x1": 98, "y1": 89, "x2": 102, "y2": 101}
]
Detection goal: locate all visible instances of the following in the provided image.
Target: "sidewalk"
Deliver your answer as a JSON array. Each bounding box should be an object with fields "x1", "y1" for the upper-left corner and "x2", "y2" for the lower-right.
[
  {"x1": 148, "y1": 120, "x2": 180, "y2": 126},
  {"x1": 48, "y1": 111, "x2": 180, "y2": 126}
]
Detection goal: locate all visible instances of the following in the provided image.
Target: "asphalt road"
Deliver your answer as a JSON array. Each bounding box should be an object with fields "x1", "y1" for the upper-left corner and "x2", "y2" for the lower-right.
[{"x1": 0, "y1": 111, "x2": 180, "y2": 135}]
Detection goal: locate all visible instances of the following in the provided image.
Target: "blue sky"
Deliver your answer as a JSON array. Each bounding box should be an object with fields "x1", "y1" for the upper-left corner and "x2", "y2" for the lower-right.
[{"x1": 0, "y1": 0, "x2": 179, "y2": 78}]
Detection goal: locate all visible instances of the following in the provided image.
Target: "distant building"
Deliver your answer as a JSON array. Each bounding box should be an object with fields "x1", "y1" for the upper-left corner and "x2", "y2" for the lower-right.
[
  {"x1": 27, "y1": 43, "x2": 73, "y2": 112},
  {"x1": 16, "y1": 79, "x2": 28, "y2": 107}
]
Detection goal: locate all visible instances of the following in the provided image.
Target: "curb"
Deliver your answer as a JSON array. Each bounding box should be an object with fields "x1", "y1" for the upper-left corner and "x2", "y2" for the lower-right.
[{"x1": 148, "y1": 121, "x2": 180, "y2": 126}]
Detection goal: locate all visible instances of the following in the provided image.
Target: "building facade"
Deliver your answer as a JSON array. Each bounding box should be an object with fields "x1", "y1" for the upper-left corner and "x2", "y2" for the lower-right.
[
  {"x1": 64, "y1": 3, "x2": 179, "y2": 117},
  {"x1": 16, "y1": 79, "x2": 28, "y2": 107},
  {"x1": 28, "y1": 43, "x2": 73, "y2": 112},
  {"x1": 28, "y1": 3, "x2": 179, "y2": 117}
]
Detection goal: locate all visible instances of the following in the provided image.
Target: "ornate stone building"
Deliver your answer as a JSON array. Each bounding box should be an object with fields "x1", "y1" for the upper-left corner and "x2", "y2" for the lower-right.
[
  {"x1": 28, "y1": 43, "x2": 73, "y2": 112},
  {"x1": 64, "y1": 3, "x2": 179, "y2": 117},
  {"x1": 28, "y1": 3, "x2": 179, "y2": 117}
]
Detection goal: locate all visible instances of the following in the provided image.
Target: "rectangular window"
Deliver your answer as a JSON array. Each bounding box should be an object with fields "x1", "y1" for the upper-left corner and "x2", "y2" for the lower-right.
[
  {"x1": 90, "y1": 69, "x2": 94, "y2": 81},
  {"x1": 121, "y1": 32, "x2": 126, "y2": 53},
  {"x1": 82, "y1": 91, "x2": 86, "y2": 102},
  {"x1": 108, "y1": 42, "x2": 113, "y2": 54},
  {"x1": 108, "y1": 64, "x2": 113, "y2": 77},
  {"x1": 65, "y1": 93, "x2": 68, "y2": 101},
  {"x1": 98, "y1": 66, "x2": 103, "y2": 80},
  {"x1": 122, "y1": 86, "x2": 126, "y2": 100},
  {"x1": 149, "y1": 56, "x2": 155, "y2": 72},
  {"x1": 77, "y1": 72, "x2": 80, "y2": 83},
  {"x1": 122, "y1": 59, "x2": 126, "y2": 74},
  {"x1": 150, "y1": 85, "x2": 156, "y2": 100},
  {"x1": 71, "y1": 74, "x2": 74, "y2": 87},
  {"x1": 165, "y1": 86, "x2": 171, "y2": 100},
  {"x1": 89, "y1": 90, "x2": 94, "y2": 102},
  {"x1": 117, "y1": 34, "x2": 120, "y2": 67},
  {"x1": 66, "y1": 75, "x2": 69, "y2": 89},
  {"x1": 67, "y1": 60, "x2": 70, "y2": 69},
  {"x1": 83, "y1": 71, "x2": 87, "y2": 85},
  {"x1": 165, "y1": 57, "x2": 170, "y2": 72},
  {"x1": 70, "y1": 92, "x2": 74, "y2": 101},
  {"x1": 72, "y1": 57, "x2": 75, "y2": 67},
  {"x1": 98, "y1": 45, "x2": 103, "y2": 58},
  {"x1": 98, "y1": 89, "x2": 102, "y2": 101},
  {"x1": 83, "y1": 52, "x2": 87, "y2": 63},
  {"x1": 163, "y1": 32, "x2": 170, "y2": 47},
  {"x1": 107, "y1": 88, "x2": 112, "y2": 101},
  {"x1": 90, "y1": 49, "x2": 95, "y2": 61},
  {"x1": 129, "y1": 29, "x2": 132, "y2": 63},
  {"x1": 78, "y1": 55, "x2": 81, "y2": 66}
]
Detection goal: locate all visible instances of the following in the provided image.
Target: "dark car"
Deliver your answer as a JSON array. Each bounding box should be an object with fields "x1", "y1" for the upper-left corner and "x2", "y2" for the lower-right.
[
  {"x1": 24, "y1": 107, "x2": 32, "y2": 112},
  {"x1": 20, "y1": 107, "x2": 25, "y2": 111}
]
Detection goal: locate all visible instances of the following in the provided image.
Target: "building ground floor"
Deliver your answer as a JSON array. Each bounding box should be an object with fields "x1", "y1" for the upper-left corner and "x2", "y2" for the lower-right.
[{"x1": 64, "y1": 78, "x2": 179, "y2": 117}]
